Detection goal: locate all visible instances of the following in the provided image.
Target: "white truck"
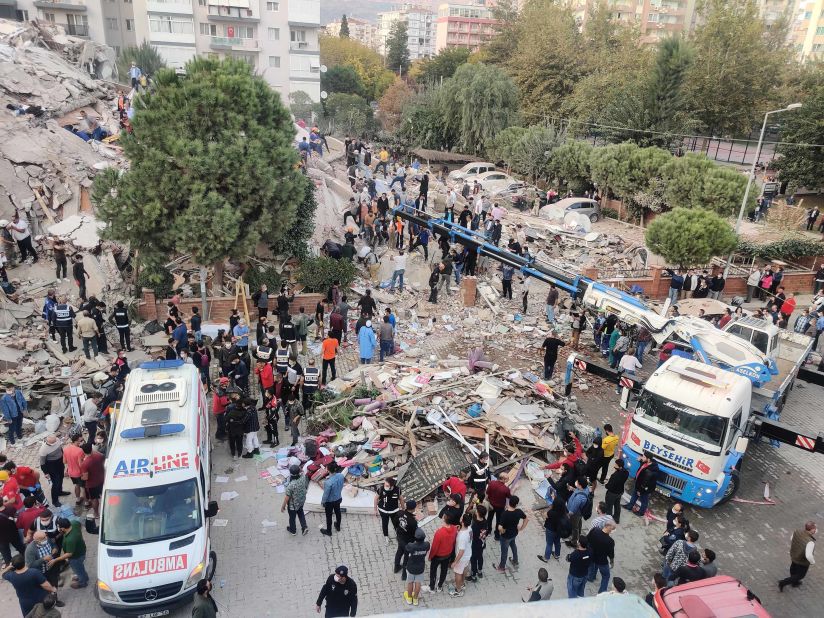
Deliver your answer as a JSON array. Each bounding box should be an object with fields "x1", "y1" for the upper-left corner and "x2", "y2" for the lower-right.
[{"x1": 97, "y1": 360, "x2": 218, "y2": 617}]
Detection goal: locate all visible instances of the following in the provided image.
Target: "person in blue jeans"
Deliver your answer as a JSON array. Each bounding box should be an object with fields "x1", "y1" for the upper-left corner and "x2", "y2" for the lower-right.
[
  {"x1": 0, "y1": 384, "x2": 27, "y2": 445},
  {"x1": 537, "y1": 497, "x2": 567, "y2": 563},
  {"x1": 566, "y1": 537, "x2": 590, "y2": 598},
  {"x1": 494, "y1": 495, "x2": 528, "y2": 573},
  {"x1": 624, "y1": 451, "x2": 659, "y2": 516},
  {"x1": 586, "y1": 523, "x2": 615, "y2": 593},
  {"x1": 54, "y1": 518, "x2": 88, "y2": 588}
]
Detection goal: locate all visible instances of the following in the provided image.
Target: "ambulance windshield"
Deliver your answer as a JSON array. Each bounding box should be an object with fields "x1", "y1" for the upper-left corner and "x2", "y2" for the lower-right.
[
  {"x1": 101, "y1": 478, "x2": 202, "y2": 545},
  {"x1": 635, "y1": 391, "x2": 727, "y2": 447}
]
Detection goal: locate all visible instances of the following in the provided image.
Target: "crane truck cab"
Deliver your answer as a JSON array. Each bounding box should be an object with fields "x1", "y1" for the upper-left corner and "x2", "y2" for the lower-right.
[
  {"x1": 622, "y1": 357, "x2": 752, "y2": 507},
  {"x1": 97, "y1": 360, "x2": 218, "y2": 617}
]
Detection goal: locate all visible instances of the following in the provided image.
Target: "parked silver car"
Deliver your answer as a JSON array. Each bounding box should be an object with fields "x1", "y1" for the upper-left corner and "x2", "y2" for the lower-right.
[{"x1": 554, "y1": 197, "x2": 601, "y2": 222}]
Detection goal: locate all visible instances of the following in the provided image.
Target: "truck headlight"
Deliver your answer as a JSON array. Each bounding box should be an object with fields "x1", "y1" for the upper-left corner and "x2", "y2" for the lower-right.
[
  {"x1": 98, "y1": 580, "x2": 118, "y2": 602},
  {"x1": 185, "y1": 561, "x2": 205, "y2": 589}
]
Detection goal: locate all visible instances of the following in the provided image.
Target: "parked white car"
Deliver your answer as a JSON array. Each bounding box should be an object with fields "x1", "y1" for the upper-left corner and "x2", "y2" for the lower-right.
[
  {"x1": 474, "y1": 170, "x2": 518, "y2": 193},
  {"x1": 448, "y1": 161, "x2": 497, "y2": 182}
]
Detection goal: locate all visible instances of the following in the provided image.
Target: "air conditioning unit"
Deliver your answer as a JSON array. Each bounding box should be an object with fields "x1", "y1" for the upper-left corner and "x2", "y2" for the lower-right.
[{"x1": 298, "y1": 41, "x2": 308, "y2": 48}]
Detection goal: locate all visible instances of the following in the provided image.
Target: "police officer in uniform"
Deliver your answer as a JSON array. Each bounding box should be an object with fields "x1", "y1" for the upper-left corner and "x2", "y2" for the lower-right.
[
  {"x1": 280, "y1": 315, "x2": 299, "y2": 360},
  {"x1": 470, "y1": 451, "x2": 491, "y2": 503},
  {"x1": 51, "y1": 295, "x2": 76, "y2": 353},
  {"x1": 109, "y1": 300, "x2": 132, "y2": 351},
  {"x1": 302, "y1": 357, "x2": 320, "y2": 411},
  {"x1": 275, "y1": 342, "x2": 290, "y2": 377}
]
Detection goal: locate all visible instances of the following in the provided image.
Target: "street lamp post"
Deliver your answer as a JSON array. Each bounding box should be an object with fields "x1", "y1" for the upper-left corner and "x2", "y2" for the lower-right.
[{"x1": 722, "y1": 103, "x2": 802, "y2": 280}]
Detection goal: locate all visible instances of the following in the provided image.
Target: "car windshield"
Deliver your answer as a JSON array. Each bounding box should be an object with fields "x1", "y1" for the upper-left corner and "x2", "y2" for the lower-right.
[
  {"x1": 101, "y1": 478, "x2": 201, "y2": 545},
  {"x1": 635, "y1": 391, "x2": 727, "y2": 448}
]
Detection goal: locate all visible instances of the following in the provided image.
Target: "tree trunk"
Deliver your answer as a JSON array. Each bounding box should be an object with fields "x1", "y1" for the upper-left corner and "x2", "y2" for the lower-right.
[
  {"x1": 199, "y1": 265, "x2": 208, "y2": 319},
  {"x1": 211, "y1": 260, "x2": 224, "y2": 297}
]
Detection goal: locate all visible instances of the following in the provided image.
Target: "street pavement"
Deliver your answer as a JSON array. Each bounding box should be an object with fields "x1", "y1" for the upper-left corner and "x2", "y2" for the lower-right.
[{"x1": 2, "y1": 344, "x2": 824, "y2": 617}]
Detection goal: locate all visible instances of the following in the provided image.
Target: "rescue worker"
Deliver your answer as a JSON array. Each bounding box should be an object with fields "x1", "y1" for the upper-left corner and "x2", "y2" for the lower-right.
[
  {"x1": 302, "y1": 357, "x2": 320, "y2": 411},
  {"x1": 51, "y1": 295, "x2": 76, "y2": 353},
  {"x1": 469, "y1": 451, "x2": 491, "y2": 503}
]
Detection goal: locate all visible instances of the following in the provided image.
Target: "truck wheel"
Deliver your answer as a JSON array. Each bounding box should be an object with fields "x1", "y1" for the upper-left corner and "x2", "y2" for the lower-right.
[
  {"x1": 206, "y1": 550, "x2": 217, "y2": 581},
  {"x1": 717, "y1": 471, "x2": 740, "y2": 505}
]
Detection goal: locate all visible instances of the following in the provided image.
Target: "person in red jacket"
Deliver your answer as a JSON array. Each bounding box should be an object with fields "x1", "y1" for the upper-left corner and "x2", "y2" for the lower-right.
[
  {"x1": 542, "y1": 431, "x2": 582, "y2": 471},
  {"x1": 442, "y1": 471, "x2": 468, "y2": 505},
  {"x1": 780, "y1": 292, "x2": 797, "y2": 322},
  {"x1": 212, "y1": 377, "x2": 230, "y2": 441},
  {"x1": 254, "y1": 358, "x2": 275, "y2": 407},
  {"x1": 428, "y1": 515, "x2": 458, "y2": 593},
  {"x1": 485, "y1": 478, "x2": 511, "y2": 540}
]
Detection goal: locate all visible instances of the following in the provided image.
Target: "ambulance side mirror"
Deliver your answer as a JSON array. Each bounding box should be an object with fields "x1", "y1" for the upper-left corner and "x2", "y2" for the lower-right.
[{"x1": 205, "y1": 501, "x2": 219, "y2": 518}]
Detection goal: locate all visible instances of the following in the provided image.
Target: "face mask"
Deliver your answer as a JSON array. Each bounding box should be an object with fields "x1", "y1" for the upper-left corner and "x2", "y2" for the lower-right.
[
  {"x1": 37, "y1": 540, "x2": 48, "y2": 546},
  {"x1": 334, "y1": 575, "x2": 343, "y2": 584}
]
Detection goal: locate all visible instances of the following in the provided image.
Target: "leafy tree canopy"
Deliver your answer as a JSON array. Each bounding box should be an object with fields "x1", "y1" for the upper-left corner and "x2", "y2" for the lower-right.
[
  {"x1": 321, "y1": 65, "x2": 365, "y2": 97},
  {"x1": 415, "y1": 47, "x2": 471, "y2": 84},
  {"x1": 776, "y1": 83, "x2": 824, "y2": 191},
  {"x1": 386, "y1": 20, "x2": 411, "y2": 76},
  {"x1": 645, "y1": 207, "x2": 738, "y2": 265},
  {"x1": 320, "y1": 35, "x2": 395, "y2": 101},
  {"x1": 339, "y1": 14, "x2": 349, "y2": 38},
  {"x1": 117, "y1": 41, "x2": 165, "y2": 83},
  {"x1": 93, "y1": 58, "x2": 307, "y2": 270}
]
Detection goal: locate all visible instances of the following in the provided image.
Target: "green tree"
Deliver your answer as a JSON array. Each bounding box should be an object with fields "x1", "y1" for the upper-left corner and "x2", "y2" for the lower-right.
[
  {"x1": 339, "y1": 14, "x2": 350, "y2": 38},
  {"x1": 660, "y1": 153, "x2": 749, "y2": 215},
  {"x1": 438, "y1": 63, "x2": 519, "y2": 155},
  {"x1": 377, "y1": 77, "x2": 413, "y2": 132},
  {"x1": 510, "y1": 124, "x2": 567, "y2": 183},
  {"x1": 321, "y1": 65, "x2": 365, "y2": 96},
  {"x1": 589, "y1": 142, "x2": 643, "y2": 199},
  {"x1": 117, "y1": 41, "x2": 165, "y2": 83},
  {"x1": 272, "y1": 181, "x2": 318, "y2": 259},
  {"x1": 297, "y1": 256, "x2": 356, "y2": 292},
  {"x1": 645, "y1": 208, "x2": 738, "y2": 265},
  {"x1": 416, "y1": 47, "x2": 471, "y2": 84},
  {"x1": 489, "y1": 126, "x2": 527, "y2": 167},
  {"x1": 547, "y1": 140, "x2": 593, "y2": 193},
  {"x1": 776, "y1": 84, "x2": 824, "y2": 191},
  {"x1": 92, "y1": 58, "x2": 306, "y2": 297},
  {"x1": 289, "y1": 90, "x2": 314, "y2": 122},
  {"x1": 320, "y1": 35, "x2": 395, "y2": 101},
  {"x1": 386, "y1": 20, "x2": 410, "y2": 76},
  {"x1": 683, "y1": 0, "x2": 793, "y2": 136},
  {"x1": 322, "y1": 93, "x2": 375, "y2": 136},
  {"x1": 397, "y1": 88, "x2": 451, "y2": 150},
  {"x1": 480, "y1": 0, "x2": 521, "y2": 65}
]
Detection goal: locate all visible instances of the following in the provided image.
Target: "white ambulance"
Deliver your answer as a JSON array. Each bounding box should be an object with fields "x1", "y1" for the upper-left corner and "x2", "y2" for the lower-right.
[{"x1": 97, "y1": 360, "x2": 218, "y2": 617}]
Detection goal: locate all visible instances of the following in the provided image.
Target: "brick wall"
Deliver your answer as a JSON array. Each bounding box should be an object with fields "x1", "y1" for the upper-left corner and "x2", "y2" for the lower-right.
[
  {"x1": 138, "y1": 289, "x2": 324, "y2": 322},
  {"x1": 597, "y1": 266, "x2": 815, "y2": 300}
]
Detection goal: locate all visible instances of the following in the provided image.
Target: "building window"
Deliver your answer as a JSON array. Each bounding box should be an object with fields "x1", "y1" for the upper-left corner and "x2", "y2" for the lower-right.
[
  {"x1": 16, "y1": 9, "x2": 29, "y2": 20},
  {"x1": 124, "y1": 0, "x2": 132, "y2": 3},
  {"x1": 106, "y1": 17, "x2": 118, "y2": 30},
  {"x1": 268, "y1": 55, "x2": 280, "y2": 68},
  {"x1": 230, "y1": 26, "x2": 254, "y2": 38},
  {"x1": 817, "y1": 26, "x2": 824, "y2": 35},
  {"x1": 43, "y1": 12, "x2": 55, "y2": 22},
  {"x1": 266, "y1": 1, "x2": 279, "y2": 11},
  {"x1": 125, "y1": 19, "x2": 133, "y2": 31},
  {"x1": 199, "y1": 22, "x2": 217, "y2": 36},
  {"x1": 149, "y1": 16, "x2": 194, "y2": 34},
  {"x1": 268, "y1": 27, "x2": 280, "y2": 40},
  {"x1": 290, "y1": 28, "x2": 306, "y2": 42},
  {"x1": 198, "y1": 0, "x2": 206, "y2": 4}
]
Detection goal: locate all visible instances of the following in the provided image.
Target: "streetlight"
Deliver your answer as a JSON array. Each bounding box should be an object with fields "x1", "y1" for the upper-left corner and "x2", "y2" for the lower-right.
[{"x1": 722, "y1": 103, "x2": 802, "y2": 280}]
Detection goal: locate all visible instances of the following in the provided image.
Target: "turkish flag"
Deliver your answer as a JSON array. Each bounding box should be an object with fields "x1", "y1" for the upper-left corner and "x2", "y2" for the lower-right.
[
  {"x1": 695, "y1": 460, "x2": 710, "y2": 474},
  {"x1": 227, "y1": 26, "x2": 235, "y2": 37},
  {"x1": 630, "y1": 432, "x2": 640, "y2": 446}
]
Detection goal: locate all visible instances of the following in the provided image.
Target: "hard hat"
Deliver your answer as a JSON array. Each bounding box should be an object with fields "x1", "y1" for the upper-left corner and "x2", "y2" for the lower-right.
[{"x1": 0, "y1": 220, "x2": 8, "y2": 227}]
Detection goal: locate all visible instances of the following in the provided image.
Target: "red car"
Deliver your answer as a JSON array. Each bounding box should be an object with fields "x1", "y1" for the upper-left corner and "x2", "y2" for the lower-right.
[{"x1": 655, "y1": 575, "x2": 771, "y2": 618}]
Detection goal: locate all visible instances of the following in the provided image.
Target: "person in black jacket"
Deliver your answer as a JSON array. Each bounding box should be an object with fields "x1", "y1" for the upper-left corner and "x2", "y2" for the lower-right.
[
  {"x1": 394, "y1": 500, "x2": 418, "y2": 579},
  {"x1": 404, "y1": 529, "x2": 430, "y2": 606},
  {"x1": 566, "y1": 537, "x2": 590, "y2": 599},
  {"x1": 585, "y1": 439, "x2": 603, "y2": 486},
  {"x1": 624, "y1": 451, "x2": 659, "y2": 516},
  {"x1": 316, "y1": 565, "x2": 358, "y2": 617},
  {"x1": 538, "y1": 496, "x2": 568, "y2": 562},
  {"x1": 604, "y1": 459, "x2": 629, "y2": 523},
  {"x1": 548, "y1": 463, "x2": 575, "y2": 504},
  {"x1": 586, "y1": 523, "x2": 616, "y2": 594}
]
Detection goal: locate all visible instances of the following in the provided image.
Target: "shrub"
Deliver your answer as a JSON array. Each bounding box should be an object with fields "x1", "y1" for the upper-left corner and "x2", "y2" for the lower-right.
[{"x1": 296, "y1": 257, "x2": 356, "y2": 293}]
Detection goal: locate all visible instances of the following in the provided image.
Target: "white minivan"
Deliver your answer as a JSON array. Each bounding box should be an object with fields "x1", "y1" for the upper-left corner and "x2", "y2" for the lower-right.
[
  {"x1": 97, "y1": 360, "x2": 218, "y2": 617},
  {"x1": 448, "y1": 161, "x2": 497, "y2": 182}
]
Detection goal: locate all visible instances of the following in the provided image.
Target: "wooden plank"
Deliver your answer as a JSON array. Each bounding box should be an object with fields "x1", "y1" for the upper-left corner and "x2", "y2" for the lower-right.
[
  {"x1": 456, "y1": 425, "x2": 486, "y2": 440},
  {"x1": 33, "y1": 189, "x2": 56, "y2": 226}
]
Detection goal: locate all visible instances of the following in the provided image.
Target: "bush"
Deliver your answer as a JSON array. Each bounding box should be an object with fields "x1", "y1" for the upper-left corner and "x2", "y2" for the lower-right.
[
  {"x1": 296, "y1": 257, "x2": 356, "y2": 293},
  {"x1": 243, "y1": 265, "x2": 281, "y2": 293},
  {"x1": 601, "y1": 207, "x2": 619, "y2": 219},
  {"x1": 136, "y1": 252, "x2": 174, "y2": 298},
  {"x1": 737, "y1": 238, "x2": 824, "y2": 261}
]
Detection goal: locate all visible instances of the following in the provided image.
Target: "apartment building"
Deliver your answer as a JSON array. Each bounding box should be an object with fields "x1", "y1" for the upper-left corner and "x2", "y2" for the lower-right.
[
  {"x1": 434, "y1": 1, "x2": 498, "y2": 53},
  {"x1": 325, "y1": 16, "x2": 379, "y2": 49},
  {"x1": 376, "y1": 4, "x2": 434, "y2": 59},
  {"x1": 16, "y1": 0, "x2": 320, "y2": 101},
  {"x1": 791, "y1": 0, "x2": 824, "y2": 60}
]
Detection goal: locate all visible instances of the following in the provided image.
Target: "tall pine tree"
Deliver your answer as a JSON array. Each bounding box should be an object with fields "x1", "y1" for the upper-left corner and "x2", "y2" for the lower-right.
[
  {"x1": 92, "y1": 58, "x2": 307, "y2": 297},
  {"x1": 339, "y1": 14, "x2": 350, "y2": 38},
  {"x1": 386, "y1": 20, "x2": 410, "y2": 76}
]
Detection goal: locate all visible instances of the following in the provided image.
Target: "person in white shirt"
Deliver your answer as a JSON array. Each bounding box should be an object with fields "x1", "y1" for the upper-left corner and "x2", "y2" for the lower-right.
[
  {"x1": 389, "y1": 250, "x2": 407, "y2": 293},
  {"x1": 474, "y1": 195, "x2": 484, "y2": 216},
  {"x1": 746, "y1": 267, "x2": 761, "y2": 303},
  {"x1": 447, "y1": 189, "x2": 457, "y2": 209},
  {"x1": 449, "y1": 513, "x2": 473, "y2": 597},
  {"x1": 8, "y1": 212, "x2": 37, "y2": 263},
  {"x1": 616, "y1": 347, "x2": 642, "y2": 394}
]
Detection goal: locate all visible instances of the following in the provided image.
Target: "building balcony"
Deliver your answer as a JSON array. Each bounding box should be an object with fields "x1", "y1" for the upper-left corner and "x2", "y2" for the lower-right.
[
  {"x1": 33, "y1": 0, "x2": 86, "y2": 11},
  {"x1": 63, "y1": 23, "x2": 89, "y2": 36},
  {"x1": 146, "y1": 0, "x2": 192, "y2": 14},
  {"x1": 289, "y1": 40, "x2": 317, "y2": 52},
  {"x1": 287, "y1": 0, "x2": 319, "y2": 26},
  {"x1": 209, "y1": 36, "x2": 259, "y2": 50},
  {"x1": 207, "y1": 7, "x2": 258, "y2": 22}
]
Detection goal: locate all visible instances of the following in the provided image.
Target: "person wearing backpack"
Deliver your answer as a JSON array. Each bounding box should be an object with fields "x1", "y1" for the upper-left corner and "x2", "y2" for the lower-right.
[
  {"x1": 538, "y1": 497, "x2": 568, "y2": 563},
  {"x1": 565, "y1": 477, "x2": 591, "y2": 548}
]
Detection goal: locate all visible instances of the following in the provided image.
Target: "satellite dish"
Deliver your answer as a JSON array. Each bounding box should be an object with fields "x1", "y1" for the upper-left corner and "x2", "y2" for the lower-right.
[
  {"x1": 320, "y1": 64, "x2": 328, "y2": 73},
  {"x1": 320, "y1": 91, "x2": 328, "y2": 100}
]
